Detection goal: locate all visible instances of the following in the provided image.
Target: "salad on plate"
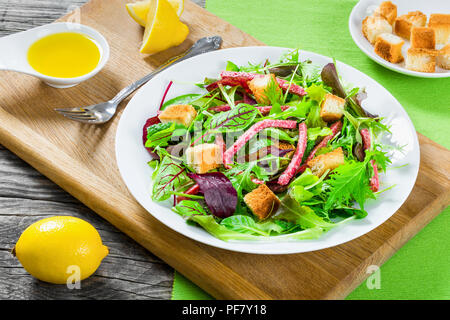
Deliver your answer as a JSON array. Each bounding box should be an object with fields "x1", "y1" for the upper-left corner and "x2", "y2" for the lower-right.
[{"x1": 141, "y1": 49, "x2": 395, "y2": 242}]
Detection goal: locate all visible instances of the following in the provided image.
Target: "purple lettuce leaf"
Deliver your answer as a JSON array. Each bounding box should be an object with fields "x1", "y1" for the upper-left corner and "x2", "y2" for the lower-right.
[{"x1": 187, "y1": 172, "x2": 237, "y2": 218}]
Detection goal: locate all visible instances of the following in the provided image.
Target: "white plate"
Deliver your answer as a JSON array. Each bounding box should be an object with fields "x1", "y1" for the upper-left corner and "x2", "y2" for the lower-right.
[
  {"x1": 115, "y1": 46, "x2": 420, "y2": 254},
  {"x1": 349, "y1": 0, "x2": 450, "y2": 78}
]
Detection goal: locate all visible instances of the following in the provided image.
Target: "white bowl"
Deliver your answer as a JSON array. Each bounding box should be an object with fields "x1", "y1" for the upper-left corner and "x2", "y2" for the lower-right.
[
  {"x1": 349, "y1": 0, "x2": 450, "y2": 78},
  {"x1": 0, "y1": 22, "x2": 110, "y2": 88}
]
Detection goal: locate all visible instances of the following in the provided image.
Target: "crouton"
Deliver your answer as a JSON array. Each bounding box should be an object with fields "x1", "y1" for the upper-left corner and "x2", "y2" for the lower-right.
[
  {"x1": 437, "y1": 44, "x2": 450, "y2": 70},
  {"x1": 362, "y1": 15, "x2": 393, "y2": 44},
  {"x1": 185, "y1": 143, "x2": 222, "y2": 174},
  {"x1": 411, "y1": 27, "x2": 436, "y2": 49},
  {"x1": 429, "y1": 14, "x2": 450, "y2": 45},
  {"x1": 405, "y1": 48, "x2": 438, "y2": 73},
  {"x1": 243, "y1": 184, "x2": 280, "y2": 220},
  {"x1": 307, "y1": 147, "x2": 345, "y2": 177},
  {"x1": 158, "y1": 104, "x2": 197, "y2": 127},
  {"x1": 374, "y1": 33, "x2": 404, "y2": 63},
  {"x1": 394, "y1": 11, "x2": 427, "y2": 39},
  {"x1": 374, "y1": 1, "x2": 397, "y2": 25},
  {"x1": 320, "y1": 94, "x2": 346, "y2": 122},
  {"x1": 248, "y1": 74, "x2": 282, "y2": 105}
]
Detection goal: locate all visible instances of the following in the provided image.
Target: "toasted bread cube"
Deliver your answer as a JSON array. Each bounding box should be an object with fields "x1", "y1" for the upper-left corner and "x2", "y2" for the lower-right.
[
  {"x1": 244, "y1": 184, "x2": 280, "y2": 220},
  {"x1": 248, "y1": 74, "x2": 282, "y2": 105},
  {"x1": 394, "y1": 11, "x2": 427, "y2": 39},
  {"x1": 411, "y1": 27, "x2": 436, "y2": 49},
  {"x1": 320, "y1": 94, "x2": 346, "y2": 122},
  {"x1": 374, "y1": 1, "x2": 397, "y2": 25},
  {"x1": 307, "y1": 147, "x2": 345, "y2": 177},
  {"x1": 437, "y1": 44, "x2": 450, "y2": 70},
  {"x1": 429, "y1": 14, "x2": 450, "y2": 45},
  {"x1": 362, "y1": 15, "x2": 393, "y2": 44},
  {"x1": 185, "y1": 143, "x2": 222, "y2": 174},
  {"x1": 158, "y1": 104, "x2": 197, "y2": 127},
  {"x1": 405, "y1": 48, "x2": 438, "y2": 73},
  {"x1": 374, "y1": 33, "x2": 404, "y2": 63}
]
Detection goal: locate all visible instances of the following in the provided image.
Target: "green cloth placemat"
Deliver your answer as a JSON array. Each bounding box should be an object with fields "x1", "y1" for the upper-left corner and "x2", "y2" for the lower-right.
[{"x1": 172, "y1": 0, "x2": 450, "y2": 300}]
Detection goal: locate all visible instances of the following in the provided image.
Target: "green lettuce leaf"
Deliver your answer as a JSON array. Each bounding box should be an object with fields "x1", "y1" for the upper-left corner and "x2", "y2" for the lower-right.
[
  {"x1": 277, "y1": 195, "x2": 336, "y2": 230},
  {"x1": 189, "y1": 215, "x2": 323, "y2": 241}
]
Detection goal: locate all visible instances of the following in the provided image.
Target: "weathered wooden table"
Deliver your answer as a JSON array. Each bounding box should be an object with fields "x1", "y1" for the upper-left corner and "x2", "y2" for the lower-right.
[{"x1": 0, "y1": 0, "x2": 205, "y2": 300}]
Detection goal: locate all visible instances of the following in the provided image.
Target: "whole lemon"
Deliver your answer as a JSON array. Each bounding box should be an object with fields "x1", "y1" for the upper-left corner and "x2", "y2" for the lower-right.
[{"x1": 14, "y1": 216, "x2": 109, "y2": 284}]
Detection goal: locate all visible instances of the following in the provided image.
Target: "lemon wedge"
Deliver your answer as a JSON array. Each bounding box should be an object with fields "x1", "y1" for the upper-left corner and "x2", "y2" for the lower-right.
[
  {"x1": 140, "y1": 0, "x2": 189, "y2": 54},
  {"x1": 126, "y1": 0, "x2": 184, "y2": 27}
]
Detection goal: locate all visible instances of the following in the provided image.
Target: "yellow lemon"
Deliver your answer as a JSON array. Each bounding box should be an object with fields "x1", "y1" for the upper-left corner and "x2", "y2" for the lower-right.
[
  {"x1": 126, "y1": 0, "x2": 184, "y2": 27},
  {"x1": 13, "y1": 216, "x2": 108, "y2": 284},
  {"x1": 140, "y1": 0, "x2": 189, "y2": 54}
]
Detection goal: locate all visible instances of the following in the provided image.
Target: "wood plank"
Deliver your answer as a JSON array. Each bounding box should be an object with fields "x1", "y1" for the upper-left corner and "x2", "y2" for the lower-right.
[
  {"x1": 0, "y1": 0, "x2": 448, "y2": 300},
  {"x1": 0, "y1": 0, "x2": 209, "y2": 300}
]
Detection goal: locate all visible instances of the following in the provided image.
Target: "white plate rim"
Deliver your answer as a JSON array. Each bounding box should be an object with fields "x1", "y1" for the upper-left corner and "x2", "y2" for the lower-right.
[
  {"x1": 115, "y1": 46, "x2": 420, "y2": 255},
  {"x1": 349, "y1": 0, "x2": 450, "y2": 78}
]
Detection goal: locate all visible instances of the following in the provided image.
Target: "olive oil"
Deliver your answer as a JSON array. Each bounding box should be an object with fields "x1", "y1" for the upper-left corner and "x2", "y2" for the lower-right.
[{"x1": 27, "y1": 32, "x2": 101, "y2": 78}]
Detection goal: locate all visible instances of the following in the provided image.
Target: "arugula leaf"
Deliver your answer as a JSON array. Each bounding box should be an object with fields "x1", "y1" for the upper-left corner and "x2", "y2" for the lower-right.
[
  {"x1": 152, "y1": 156, "x2": 190, "y2": 201},
  {"x1": 173, "y1": 200, "x2": 208, "y2": 217},
  {"x1": 208, "y1": 103, "x2": 258, "y2": 132},
  {"x1": 324, "y1": 160, "x2": 374, "y2": 211}
]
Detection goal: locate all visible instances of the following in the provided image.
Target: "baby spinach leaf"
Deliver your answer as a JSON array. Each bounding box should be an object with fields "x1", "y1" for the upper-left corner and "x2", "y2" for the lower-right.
[
  {"x1": 145, "y1": 122, "x2": 186, "y2": 148},
  {"x1": 162, "y1": 94, "x2": 202, "y2": 109}
]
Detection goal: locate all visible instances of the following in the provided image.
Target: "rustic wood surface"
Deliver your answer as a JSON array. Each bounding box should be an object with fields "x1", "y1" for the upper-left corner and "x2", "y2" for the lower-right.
[
  {"x1": 0, "y1": 0, "x2": 448, "y2": 301},
  {"x1": 0, "y1": 0, "x2": 205, "y2": 301}
]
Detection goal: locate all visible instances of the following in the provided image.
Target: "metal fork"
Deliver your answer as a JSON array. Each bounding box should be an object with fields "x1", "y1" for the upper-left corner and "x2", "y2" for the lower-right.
[{"x1": 55, "y1": 36, "x2": 222, "y2": 124}]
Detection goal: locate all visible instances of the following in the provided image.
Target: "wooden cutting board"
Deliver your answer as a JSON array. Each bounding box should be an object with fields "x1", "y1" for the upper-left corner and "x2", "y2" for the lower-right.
[{"x1": 0, "y1": 0, "x2": 449, "y2": 299}]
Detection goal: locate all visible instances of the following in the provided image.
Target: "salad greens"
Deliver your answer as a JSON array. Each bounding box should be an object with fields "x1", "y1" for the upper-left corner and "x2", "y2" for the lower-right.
[{"x1": 142, "y1": 49, "x2": 394, "y2": 242}]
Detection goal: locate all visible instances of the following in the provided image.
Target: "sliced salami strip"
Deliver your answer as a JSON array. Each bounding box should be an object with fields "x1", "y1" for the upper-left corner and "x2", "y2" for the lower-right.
[
  {"x1": 207, "y1": 70, "x2": 306, "y2": 98},
  {"x1": 223, "y1": 119, "x2": 297, "y2": 166},
  {"x1": 209, "y1": 104, "x2": 291, "y2": 115},
  {"x1": 276, "y1": 78, "x2": 307, "y2": 96},
  {"x1": 278, "y1": 122, "x2": 308, "y2": 185},
  {"x1": 360, "y1": 128, "x2": 379, "y2": 192}
]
